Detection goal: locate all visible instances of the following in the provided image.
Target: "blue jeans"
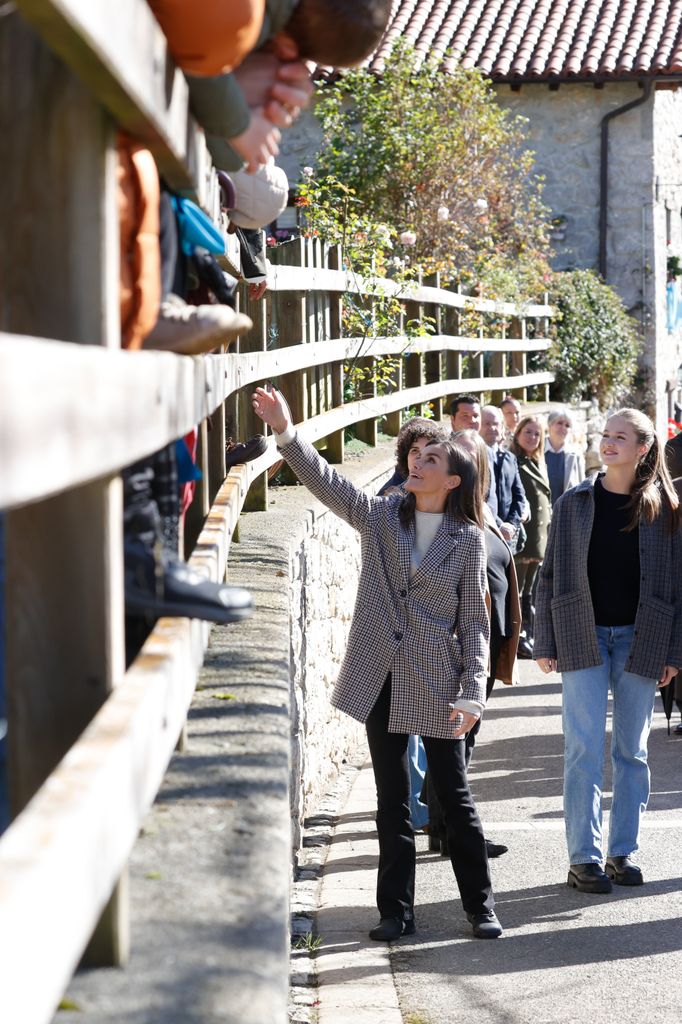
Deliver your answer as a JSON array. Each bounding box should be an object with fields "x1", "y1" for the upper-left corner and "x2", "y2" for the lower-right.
[
  {"x1": 562, "y1": 624, "x2": 657, "y2": 865},
  {"x1": 408, "y1": 735, "x2": 428, "y2": 829}
]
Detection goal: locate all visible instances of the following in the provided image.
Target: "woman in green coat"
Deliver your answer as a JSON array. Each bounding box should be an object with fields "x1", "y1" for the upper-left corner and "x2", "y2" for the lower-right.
[{"x1": 510, "y1": 415, "x2": 552, "y2": 655}]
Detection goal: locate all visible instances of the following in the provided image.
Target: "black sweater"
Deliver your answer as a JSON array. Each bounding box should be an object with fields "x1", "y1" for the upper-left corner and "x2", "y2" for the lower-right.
[{"x1": 587, "y1": 477, "x2": 640, "y2": 626}]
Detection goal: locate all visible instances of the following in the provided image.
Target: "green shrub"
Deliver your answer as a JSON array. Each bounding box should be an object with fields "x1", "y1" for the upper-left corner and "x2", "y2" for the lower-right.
[{"x1": 547, "y1": 270, "x2": 641, "y2": 409}]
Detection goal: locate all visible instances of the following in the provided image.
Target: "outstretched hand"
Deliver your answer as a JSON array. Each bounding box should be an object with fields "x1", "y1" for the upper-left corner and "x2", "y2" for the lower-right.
[{"x1": 252, "y1": 385, "x2": 292, "y2": 435}]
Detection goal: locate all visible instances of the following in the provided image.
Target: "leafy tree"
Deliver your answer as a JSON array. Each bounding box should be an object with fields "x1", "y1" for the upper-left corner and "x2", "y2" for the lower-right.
[
  {"x1": 547, "y1": 270, "x2": 641, "y2": 408},
  {"x1": 310, "y1": 40, "x2": 552, "y2": 298}
]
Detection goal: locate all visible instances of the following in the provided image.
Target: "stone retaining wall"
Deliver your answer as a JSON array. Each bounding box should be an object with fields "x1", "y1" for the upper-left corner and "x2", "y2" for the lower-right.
[{"x1": 231, "y1": 440, "x2": 397, "y2": 854}]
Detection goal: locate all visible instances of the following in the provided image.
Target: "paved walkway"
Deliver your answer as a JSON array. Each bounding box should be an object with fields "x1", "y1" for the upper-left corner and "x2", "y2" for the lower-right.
[{"x1": 315, "y1": 660, "x2": 682, "y2": 1024}]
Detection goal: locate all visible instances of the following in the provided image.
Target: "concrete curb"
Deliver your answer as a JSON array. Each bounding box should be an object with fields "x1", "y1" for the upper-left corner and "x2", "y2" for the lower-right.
[{"x1": 315, "y1": 762, "x2": 403, "y2": 1024}]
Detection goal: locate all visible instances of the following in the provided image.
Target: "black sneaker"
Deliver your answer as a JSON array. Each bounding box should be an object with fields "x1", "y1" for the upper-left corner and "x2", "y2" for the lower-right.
[
  {"x1": 368, "y1": 917, "x2": 416, "y2": 942},
  {"x1": 466, "y1": 910, "x2": 503, "y2": 939},
  {"x1": 605, "y1": 856, "x2": 643, "y2": 886},
  {"x1": 567, "y1": 863, "x2": 612, "y2": 893},
  {"x1": 485, "y1": 838, "x2": 509, "y2": 858},
  {"x1": 225, "y1": 434, "x2": 268, "y2": 469}
]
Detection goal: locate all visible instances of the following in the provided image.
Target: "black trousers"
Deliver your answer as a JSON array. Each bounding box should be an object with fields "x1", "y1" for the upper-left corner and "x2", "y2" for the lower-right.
[
  {"x1": 464, "y1": 628, "x2": 502, "y2": 767},
  {"x1": 365, "y1": 678, "x2": 494, "y2": 921}
]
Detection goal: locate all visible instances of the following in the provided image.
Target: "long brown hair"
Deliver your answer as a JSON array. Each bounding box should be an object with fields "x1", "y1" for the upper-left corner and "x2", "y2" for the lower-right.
[
  {"x1": 609, "y1": 408, "x2": 679, "y2": 531},
  {"x1": 510, "y1": 415, "x2": 547, "y2": 469},
  {"x1": 399, "y1": 439, "x2": 484, "y2": 529},
  {"x1": 451, "y1": 429, "x2": 490, "y2": 506}
]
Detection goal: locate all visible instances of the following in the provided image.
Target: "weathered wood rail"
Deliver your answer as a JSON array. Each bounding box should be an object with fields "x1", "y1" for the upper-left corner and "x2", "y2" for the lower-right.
[{"x1": 0, "y1": 3, "x2": 554, "y2": 1022}]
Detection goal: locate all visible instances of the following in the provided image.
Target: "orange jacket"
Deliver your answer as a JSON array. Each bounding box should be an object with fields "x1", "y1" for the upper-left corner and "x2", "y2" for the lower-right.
[
  {"x1": 118, "y1": 135, "x2": 161, "y2": 350},
  {"x1": 147, "y1": 0, "x2": 265, "y2": 75}
]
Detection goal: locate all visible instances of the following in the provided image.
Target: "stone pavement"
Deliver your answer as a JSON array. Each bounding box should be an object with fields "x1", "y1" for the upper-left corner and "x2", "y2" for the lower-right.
[{"x1": 315, "y1": 659, "x2": 682, "y2": 1024}]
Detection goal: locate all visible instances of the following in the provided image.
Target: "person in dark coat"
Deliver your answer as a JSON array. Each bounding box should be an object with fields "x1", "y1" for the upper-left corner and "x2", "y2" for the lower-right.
[
  {"x1": 535, "y1": 408, "x2": 682, "y2": 894},
  {"x1": 480, "y1": 406, "x2": 527, "y2": 550},
  {"x1": 509, "y1": 415, "x2": 552, "y2": 657},
  {"x1": 252, "y1": 384, "x2": 502, "y2": 940}
]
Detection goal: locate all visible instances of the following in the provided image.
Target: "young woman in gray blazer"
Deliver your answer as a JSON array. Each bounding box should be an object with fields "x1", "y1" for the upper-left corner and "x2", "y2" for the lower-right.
[
  {"x1": 535, "y1": 408, "x2": 681, "y2": 893},
  {"x1": 252, "y1": 385, "x2": 502, "y2": 940}
]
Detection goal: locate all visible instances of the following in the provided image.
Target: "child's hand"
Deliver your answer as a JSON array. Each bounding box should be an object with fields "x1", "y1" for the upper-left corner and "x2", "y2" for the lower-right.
[
  {"x1": 267, "y1": 61, "x2": 314, "y2": 123},
  {"x1": 234, "y1": 54, "x2": 313, "y2": 128},
  {"x1": 230, "y1": 110, "x2": 281, "y2": 171},
  {"x1": 252, "y1": 385, "x2": 291, "y2": 434}
]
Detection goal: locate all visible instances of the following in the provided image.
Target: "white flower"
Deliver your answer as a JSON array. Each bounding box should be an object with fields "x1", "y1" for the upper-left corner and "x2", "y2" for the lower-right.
[
  {"x1": 437, "y1": 205, "x2": 449, "y2": 223},
  {"x1": 475, "y1": 198, "x2": 489, "y2": 213},
  {"x1": 391, "y1": 256, "x2": 404, "y2": 269},
  {"x1": 400, "y1": 230, "x2": 417, "y2": 246},
  {"x1": 302, "y1": 166, "x2": 314, "y2": 178},
  {"x1": 376, "y1": 225, "x2": 393, "y2": 248}
]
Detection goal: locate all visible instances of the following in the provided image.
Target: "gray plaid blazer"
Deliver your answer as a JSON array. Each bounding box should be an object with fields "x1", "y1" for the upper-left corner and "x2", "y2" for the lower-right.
[
  {"x1": 535, "y1": 474, "x2": 682, "y2": 678},
  {"x1": 279, "y1": 434, "x2": 489, "y2": 738}
]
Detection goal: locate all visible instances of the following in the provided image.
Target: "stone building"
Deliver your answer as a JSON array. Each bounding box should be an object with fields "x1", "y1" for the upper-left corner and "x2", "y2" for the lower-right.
[{"x1": 281, "y1": 1, "x2": 682, "y2": 427}]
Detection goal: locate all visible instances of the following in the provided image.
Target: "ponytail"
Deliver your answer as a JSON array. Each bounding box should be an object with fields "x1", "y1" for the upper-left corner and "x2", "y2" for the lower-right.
[{"x1": 612, "y1": 409, "x2": 679, "y2": 532}]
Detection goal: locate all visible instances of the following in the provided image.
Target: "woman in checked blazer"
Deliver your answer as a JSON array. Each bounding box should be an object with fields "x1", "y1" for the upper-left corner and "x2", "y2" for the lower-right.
[
  {"x1": 252, "y1": 386, "x2": 502, "y2": 941},
  {"x1": 535, "y1": 408, "x2": 681, "y2": 894}
]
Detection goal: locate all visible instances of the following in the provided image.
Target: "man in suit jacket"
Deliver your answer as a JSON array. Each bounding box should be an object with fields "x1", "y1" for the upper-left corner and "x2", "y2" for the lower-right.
[{"x1": 480, "y1": 405, "x2": 527, "y2": 546}]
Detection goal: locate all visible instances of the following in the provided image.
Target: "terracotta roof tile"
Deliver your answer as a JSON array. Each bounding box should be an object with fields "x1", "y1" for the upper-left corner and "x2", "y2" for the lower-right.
[{"x1": 364, "y1": 0, "x2": 682, "y2": 81}]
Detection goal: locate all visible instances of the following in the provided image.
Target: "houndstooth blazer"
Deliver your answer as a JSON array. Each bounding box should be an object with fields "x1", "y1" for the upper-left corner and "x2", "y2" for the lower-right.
[
  {"x1": 278, "y1": 434, "x2": 489, "y2": 738},
  {"x1": 535, "y1": 474, "x2": 682, "y2": 678}
]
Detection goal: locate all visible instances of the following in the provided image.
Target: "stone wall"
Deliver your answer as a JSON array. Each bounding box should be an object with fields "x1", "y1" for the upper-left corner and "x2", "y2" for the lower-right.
[
  {"x1": 231, "y1": 441, "x2": 397, "y2": 851},
  {"x1": 288, "y1": 499, "x2": 366, "y2": 838},
  {"x1": 652, "y1": 87, "x2": 682, "y2": 423}
]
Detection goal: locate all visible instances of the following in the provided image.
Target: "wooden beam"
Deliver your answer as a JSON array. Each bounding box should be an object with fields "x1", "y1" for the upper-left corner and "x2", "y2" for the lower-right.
[
  {"x1": 0, "y1": 333, "x2": 554, "y2": 510},
  {"x1": 266, "y1": 263, "x2": 554, "y2": 317},
  {"x1": 14, "y1": 0, "x2": 202, "y2": 192}
]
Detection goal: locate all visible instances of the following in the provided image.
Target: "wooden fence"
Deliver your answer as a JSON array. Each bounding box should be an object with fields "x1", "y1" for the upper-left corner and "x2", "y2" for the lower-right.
[{"x1": 0, "y1": 3, "x2": 554, "y2": 1021}]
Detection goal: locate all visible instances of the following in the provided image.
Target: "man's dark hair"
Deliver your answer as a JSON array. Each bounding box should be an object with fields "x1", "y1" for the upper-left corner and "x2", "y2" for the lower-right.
[
  {"x1": 449, "y1": 394, "x2": 480, "y2": 417},
  {"x1": 500, "y1": 395, "x2": 519, "y2": 410},
  {"x1": 286, "y1": 0, "x2": 392, "y2": 68},
  {"x1": 394, "y1": 417, "x2": 445, "y2": 477}
]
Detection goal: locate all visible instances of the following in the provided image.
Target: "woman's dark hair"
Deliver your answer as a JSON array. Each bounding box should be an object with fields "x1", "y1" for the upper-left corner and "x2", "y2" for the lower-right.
[
  {"x1": 451, "y1": 429, "x2": 490, "y2": 505},
  {"x1": 609, "y1": 408, "x2": 679, "y2": 531},
  {"x1": 399, "y1": 439, "x2": 483, "y2": 529},
  {"x1": 394, "y1": 417, "x2": 446, "y2": 477}
]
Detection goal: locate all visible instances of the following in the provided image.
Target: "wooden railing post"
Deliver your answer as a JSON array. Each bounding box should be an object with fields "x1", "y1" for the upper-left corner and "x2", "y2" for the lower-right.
[
  {"x1": 404, "y1": 277, "x2": 425, "y2": 417},
  {"x1": 326, "y1": 245, "x2": 345, "y2": 463},
  {"x1": 443, "y1": 301, "x2": 462, "y2": 416},
  {"x1": 509, "y1": 315, "x2": 528, "y2": 402},
  {"x1": 0, "y1": 17, "x2": 128, "y2": 966},
  {"x1": 424, "y1": 272, "x2": 443, "y2": 420},
  {"x1": 270, "y1": 239, "x2": 308, "y2": 479}
]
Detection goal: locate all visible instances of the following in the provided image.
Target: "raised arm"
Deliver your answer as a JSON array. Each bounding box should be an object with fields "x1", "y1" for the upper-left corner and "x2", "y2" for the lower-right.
[{"x1": 252, "y1": 386, "x2": 374, "y2": 531}]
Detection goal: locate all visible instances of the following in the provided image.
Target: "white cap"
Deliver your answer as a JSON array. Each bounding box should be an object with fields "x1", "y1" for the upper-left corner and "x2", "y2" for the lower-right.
[{"x1": 229, "y1": 161, "x2": 289, "y2": 229}]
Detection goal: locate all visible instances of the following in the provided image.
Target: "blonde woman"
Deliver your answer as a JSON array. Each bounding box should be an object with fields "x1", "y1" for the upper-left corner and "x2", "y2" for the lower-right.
[
  {"x1": 545, "y1": 408, "x2": 585, "y2": 505},
  {"x1": 509, "y1": 415, "x2": 552, "y2": 656},
  {"x1": 535, "y1": 409, "x2": 681, "y2": 892}
]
